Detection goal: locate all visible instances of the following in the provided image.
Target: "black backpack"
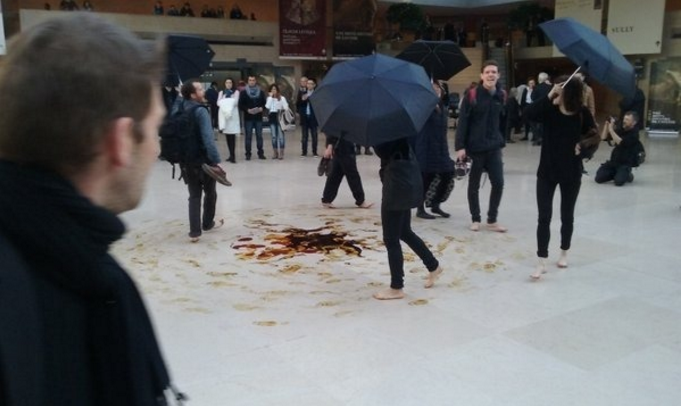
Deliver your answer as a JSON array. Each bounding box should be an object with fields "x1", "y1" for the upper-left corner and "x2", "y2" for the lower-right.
[
  {"x1": 632, "y1": 139, "x2": 646, "y2": 167},
  {"x1": 159, "y1": 102, "x2": 205, "y2": 169}
]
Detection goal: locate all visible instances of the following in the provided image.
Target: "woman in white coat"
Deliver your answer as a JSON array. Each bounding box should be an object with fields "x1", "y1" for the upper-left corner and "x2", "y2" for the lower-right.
[{"x1": 218, "y1": 78, "x2": 240, "y2": 163}]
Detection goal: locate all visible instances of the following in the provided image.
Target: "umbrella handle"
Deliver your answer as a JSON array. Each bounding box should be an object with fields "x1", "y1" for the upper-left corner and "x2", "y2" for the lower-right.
[{"x1": 562, "y1": 66, "x2": 583, "y2": 88}]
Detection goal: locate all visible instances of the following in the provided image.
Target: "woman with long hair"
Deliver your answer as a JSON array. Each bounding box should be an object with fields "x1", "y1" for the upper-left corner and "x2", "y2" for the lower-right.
[
  {"x1": 218, "y1": 77, "x2": 240, "y2": 163},
  {"x1": 524, "y1": 75, "x2": 597, "y2": 279},
  {"x1": 266, "y1": 84, "x2": 289, "y2": 159}
]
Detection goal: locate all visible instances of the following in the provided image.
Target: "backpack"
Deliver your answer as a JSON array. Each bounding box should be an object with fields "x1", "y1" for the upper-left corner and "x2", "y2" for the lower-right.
[
  {"x1": 159, "y1": 102, "x2": 205, "y2": 171},
  {"x1": 467, "y1": 86, "x2": 507, "y2": 107},
  {"x1": 632, "y1": 139, "x2": 646, "y2": 167}
]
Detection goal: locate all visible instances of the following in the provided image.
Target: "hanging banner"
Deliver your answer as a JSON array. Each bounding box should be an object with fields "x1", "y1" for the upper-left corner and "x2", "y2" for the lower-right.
[
  {"x1": 647, "y1": 58, "x2": 680, "y2": 133},
  {"x1": 279, "y1": 0, "x2": 326, "y2": 59},
  {"x1": 332, "y1": 0, "x2": 377, "y2": 58},
  {"x1": 0, "y1": 0, "x2": 6, "y2": 55}
]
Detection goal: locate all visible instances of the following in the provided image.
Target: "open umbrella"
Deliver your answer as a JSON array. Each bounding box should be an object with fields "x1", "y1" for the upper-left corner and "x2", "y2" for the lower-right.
[
  {"x1": 309, "y1": 54, "x2": 438, "y2": 147},
  {"x1": 540, "y1": 17, "x2": 635, "y2": 98},
  {"x1": 166, "y1": 35, "x2": 215, "y2": 84},
  {"x1": 396, "y1": 40, "x2": 471, "y2": 80}
]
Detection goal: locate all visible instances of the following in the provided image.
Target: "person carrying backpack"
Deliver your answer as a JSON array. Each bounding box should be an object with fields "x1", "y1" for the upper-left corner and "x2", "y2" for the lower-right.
[
  {"x1": 173, "y1": 79, "x2": 225, "y2": 242},
  {"x1": 595, "y1": 111, "x2": 642, "y2": 186},
  {"x1": 455, "y1": 60, "x2": 508, "y2": 233}
]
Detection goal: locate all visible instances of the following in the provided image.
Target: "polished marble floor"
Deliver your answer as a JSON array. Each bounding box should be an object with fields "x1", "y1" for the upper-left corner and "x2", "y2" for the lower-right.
[{"x1": 114, "y1": 130, "x2": 681, "y2": 406}]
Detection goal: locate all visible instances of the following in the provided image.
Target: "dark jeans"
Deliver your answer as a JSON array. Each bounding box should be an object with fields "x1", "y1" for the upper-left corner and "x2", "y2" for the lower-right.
[
  {"x1": 244, "y1": 119, "x2": 264, "y2": 158},
  {"x1": 321, "y1": 153, "x2": 365, "y2": 205},
  {"x1": 381, "y1": 208, "x2": 439, "y2": 289},
  {"x1": 301, "y1": 114, "x2": 318, "y2": 155},
  {"x1": 468, "y1": 149, "x2": 504, "y2": 223},
  {"x1": 182, "y1": 165, "x2": 218, "y2": 238},
  {"x1": 595, "y1": 161, "x2": 632, "y2": 186},
  {"x1": 536, "y1": 175, "x2": 581, "y2": 258}
]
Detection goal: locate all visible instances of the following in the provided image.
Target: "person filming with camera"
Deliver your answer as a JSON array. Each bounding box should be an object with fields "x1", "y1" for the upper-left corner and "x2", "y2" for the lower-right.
[{"x1": 594, "y1": 111, "x2": 641, "y2": 186}]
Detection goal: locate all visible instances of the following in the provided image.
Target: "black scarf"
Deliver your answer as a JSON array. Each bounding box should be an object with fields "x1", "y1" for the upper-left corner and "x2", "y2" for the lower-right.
[{"x1": 0, "y1": 160, "x2": 174, "y2": 405}]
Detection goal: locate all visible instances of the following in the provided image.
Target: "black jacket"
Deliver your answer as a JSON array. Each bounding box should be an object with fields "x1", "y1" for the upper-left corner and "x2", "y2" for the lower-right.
[
  {"x1": 238, "y1": 86, "x2": 267, "y2": 122},
  {"x1": 610, "y1": 126, "x2": 640, "y2": 166},
  {"x1": 525, "y1": 97, "x2": 595, "y2": 182},
  {"x1": 415, "y1": 107, "x2": 454, "y2": 173},
  {"x1": 455, "y1": 85, "x2": 506, "y2": 153},
  {"x1": 0, "y1": 161, "x2": 174, "y2": 406}
]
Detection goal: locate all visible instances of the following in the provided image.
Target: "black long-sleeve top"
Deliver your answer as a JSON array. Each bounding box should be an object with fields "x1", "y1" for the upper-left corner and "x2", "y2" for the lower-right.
[{"x1": 525, "y1": 96, "x2": 595, "y2": 182}]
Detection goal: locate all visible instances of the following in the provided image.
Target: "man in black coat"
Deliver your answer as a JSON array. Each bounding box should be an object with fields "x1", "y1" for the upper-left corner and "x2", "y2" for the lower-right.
[
  {"x1": 530, "y1": 72, "x2": 552, "y2": 145},
  {"x1": 455, "y1": 60, "x2": 508, "y2": 233},
  {"x1": 595, "y1": 112, "x2": 641, "y2": 186},
  {"x1": 0, "y1": 14, "x2": 181, "y2": 406}
]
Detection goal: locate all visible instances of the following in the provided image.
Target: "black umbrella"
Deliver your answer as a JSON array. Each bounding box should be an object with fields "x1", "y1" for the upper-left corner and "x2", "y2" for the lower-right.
[
  {"x1": 309, "y1": 54, "x2": 438, "y2": 147},
  {"x1": 166, "y1": 35, "x2": 215, "y2": 84},
  {"x1": 396, "y1": 40, "x2": 471, "y2": 81},
  {"x1": 540, "y1": 18, "x2": 635, "y2": 97}
]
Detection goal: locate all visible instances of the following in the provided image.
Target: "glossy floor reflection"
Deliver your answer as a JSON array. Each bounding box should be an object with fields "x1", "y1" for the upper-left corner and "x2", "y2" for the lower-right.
[{"x1": 114, "y1": 131, "x2": 681, "y2": 406}]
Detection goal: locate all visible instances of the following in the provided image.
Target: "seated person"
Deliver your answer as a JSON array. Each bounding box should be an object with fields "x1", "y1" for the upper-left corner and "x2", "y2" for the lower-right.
[{"x1": 595, "y1": 111, "x2": 640, "y2": 186}]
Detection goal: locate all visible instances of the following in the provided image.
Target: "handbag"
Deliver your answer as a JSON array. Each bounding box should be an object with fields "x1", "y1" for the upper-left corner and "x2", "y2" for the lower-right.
[
  {"x1": 381, "y1": 149, "x2": 423, "y2": 210},
  {"x1": 579, "y1": 111, "x2": 600, "y2": 160}
]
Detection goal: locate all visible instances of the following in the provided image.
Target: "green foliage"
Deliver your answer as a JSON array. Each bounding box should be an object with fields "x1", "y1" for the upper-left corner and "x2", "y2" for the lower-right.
[{"x1": 385, "y1": 3, "x2": 424, "y2": 32}]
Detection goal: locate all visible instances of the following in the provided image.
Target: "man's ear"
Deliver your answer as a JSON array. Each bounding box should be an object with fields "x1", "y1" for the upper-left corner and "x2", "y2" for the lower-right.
[{"x1": 104, "y1": 117, "x2": 135, "y2": 168}]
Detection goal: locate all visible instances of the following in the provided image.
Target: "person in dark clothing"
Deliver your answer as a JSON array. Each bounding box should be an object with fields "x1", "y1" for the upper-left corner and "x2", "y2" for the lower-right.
[
  {"x1": 519, "y1": 78, "x2": 535, "y2": 140},
  {"x1": 238, "y1": 75, "x2": 267, "y2": 160},
  {"x1": 504, "y1": 87, "x2": 521, "y2": 143},
  {"x1": 531, "y1": 72, "x2": 552, "y2": 145},
  {"x1": 204, "y1": 81, "x2": 219, "y2": 129},
  {"x1": 595, "y1": 112, "x2": 641, "y2": 186},
  {"x1": 525, "y1": 76, "x2": 596, "y2": 279},
  {"x1": 299, "y1": 78, "x2": 319, "y2": 156},
  {"x1": 320, "y1": 133, "x2": 373, "y2": 209},
  {"x1": 619, "y1": 84, "x2": 646, "y2": 130},
  {"x1": 179, "y1": 2, "x2": 194, "y2": 16},
  {"x1": 455, "y1": 60, "x2": 508, "y2": 233},
  {"x1": 414, "y1": 81, "x2": 455, "y2": 219},
  {"x1": 175, "y1": 79, "x2": 225, "y2": 242},
  {"x1": 0, "y1": 14, "x2": 183, "y2": 405},
  {"x1": 162, "y1": 82, "x2": 179, "y2": 116},
  {"x1": 373, "y1": 138, "x2": 443, "y2": 300}
]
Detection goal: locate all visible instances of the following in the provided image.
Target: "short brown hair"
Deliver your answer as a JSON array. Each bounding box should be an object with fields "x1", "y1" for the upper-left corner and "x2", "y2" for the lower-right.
[
  {"x1": 481, "y1": 60, "x2": 499, "y2": 72},
  {"x1": 0, "y1": 14, "x2": 165, "y2": 175},
  {"x1": 181, "y1": 79, "x2": 201, "y2": 99}
]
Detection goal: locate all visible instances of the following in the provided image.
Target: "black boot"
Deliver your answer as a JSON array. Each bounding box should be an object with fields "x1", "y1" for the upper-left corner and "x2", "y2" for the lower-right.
[
  {"x1": 430, "y1": 204, "x2": 451, "y2": 218},
  {"x1": 416, "y1": 205, "x2": 436, "y2": 219}
]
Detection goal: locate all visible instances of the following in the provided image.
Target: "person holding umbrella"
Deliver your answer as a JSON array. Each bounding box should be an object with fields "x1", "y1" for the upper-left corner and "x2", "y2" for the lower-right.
[
  {"x1": 455, "y1": 60, "x2": 508, "y2": 233},
  {"x1": 525, "y1": 75, "x2": 597, "y2": 280}
]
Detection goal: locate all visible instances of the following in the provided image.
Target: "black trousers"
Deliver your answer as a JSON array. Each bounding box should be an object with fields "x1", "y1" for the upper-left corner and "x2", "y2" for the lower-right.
[
  {"x1": 182, "y1": 165, "x2": 217, "y2": 238},
  {"x1": 301, "y1": 114, "x2": 318, "y2": 155},
  {"x1": 321, "y1": 153, "x2": 365, "y2": 205},
  {"x1": 224, "y1": 133, "x2": 236, "y2": 161},
  {"x1": 595, "y1": 161, "x2": 632, "y2": 186},
  {"x1": 467, "y1": 149, "x2": 504, "y2": 223},
  {"x1": 381, "y1": 208, "x2": 439, "y2": 289},
  {"x1": 536, "y1": 175, "x2": 581, "y2": 258}
]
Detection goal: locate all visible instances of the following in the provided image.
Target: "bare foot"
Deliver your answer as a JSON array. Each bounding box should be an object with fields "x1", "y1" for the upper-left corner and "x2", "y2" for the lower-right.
[
  {"x1": 557, "y1": 250, "x2": 568, "y2": 268},
  {"x1": 204, "y1": 218, "x2": 224, "y2": 232},
  {"x1": 322, "y1": 202, "x2": 335, "y2": 209},
  {"x1": 189, "y1": 236, "x2": 200, "y2": 243},
  {"x1": 486, "y1": 223, "x2": 508, "y2": 233},
  {"x1": 530, "y1": 258, "x2": 547, "y2": 280},
  {"x1": 373, "y1": 288, "x2": 405, "y2": 300},
  {"x1": 424, "y1": 266, "x2": 443, "y2": 288},
  {"x1": 469, "y1": 222, "x2": 481, "y2": 231},
  {"x1": 357, "y1": 201, "x2": 374, "y2": 209}
]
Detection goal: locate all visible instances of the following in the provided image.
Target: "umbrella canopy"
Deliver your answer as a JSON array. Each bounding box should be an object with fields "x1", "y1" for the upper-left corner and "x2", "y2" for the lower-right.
[
  {"x1": 540, "y1": 17, "x2": 635, "y2": 98},
  {"x1": 396, "y1": 40, "x2": 471, "y2": 80},
  {"x1": 309, "y1": 54, "x2": 438, "y2": 147},
  {"x1": 166, "y1": 35, "x2": 215, "y2": 84}
]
